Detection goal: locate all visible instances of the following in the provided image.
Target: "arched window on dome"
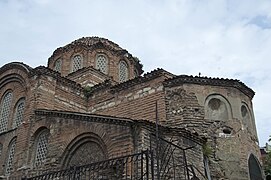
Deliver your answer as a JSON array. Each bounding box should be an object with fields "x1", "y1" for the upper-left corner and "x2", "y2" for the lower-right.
[
  {"x1": 5, "y1": 138, "x2": 17, "y2": 175},
  {"x1": 96, "y1": 54, "x2": 108, "y2": 74},
  {"x1": 0, "y1": 91, "x2": 13, "y2": 133},
  {"x1": 12, "y1": 98, "x2": 25, "y2": 128},
  {"x1": 34, "y1": 129, "x2": 50, "y2": 166},
  {"x1": 119, "y1": 60, "x2": 128, "y2": 83},
  {"x1": 72, "y1": 55, "x2": 83, "y2": 72},
  {"x1": 54, "y1": 59, "x2": 62, "y2": 73}
]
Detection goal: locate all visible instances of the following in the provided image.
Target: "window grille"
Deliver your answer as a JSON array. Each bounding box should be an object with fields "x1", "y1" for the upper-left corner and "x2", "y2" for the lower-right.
[
  {"x1": 68, "y1": 142, "x2": 105, "y2": 167},
  {"x1": 0, "y1": 92, "x2": 13, "y2": 133},
  {"x1": 54, "y1": 59, "x2": 62, "y2": 72},
  {"x1": 72, "y1": 55, "x2": 82, "y2": 72},
  {"x1": 35, "y1": 130, "x2": 49, "y2": 166},
  {"x1": 5, "y1": 138, "x2": 16, "y2": 175},
  {"x1": 96, "y1": 54, "x2": 108, "y2": 74},
  {"x1": 12, "y1": 99, "x2": 25, "y2": 128},
  {"x1": 119, "y1": 61, "x2": 128, "y2": 82}
]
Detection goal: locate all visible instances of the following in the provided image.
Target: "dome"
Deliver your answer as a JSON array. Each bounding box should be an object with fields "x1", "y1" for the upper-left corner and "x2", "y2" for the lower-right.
[{"x1": 47, "y1": 37, "x2": 143, "y2": 84}]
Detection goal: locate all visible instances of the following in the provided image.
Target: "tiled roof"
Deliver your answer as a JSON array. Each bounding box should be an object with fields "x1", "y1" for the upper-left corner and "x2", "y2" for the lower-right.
[
  {"x1": 164, "y1": 75, "x2": 255, "y2": 98},
  {"x1": 0, "y1": 62, "x2": 33, "y2": 74},
  {"x1": 47, "y1": 37, "x2": 143, "y2": 75},
  {"x1": 34, "y1": 109, "x2": 205, "y2": 144},
  {"x1": 110, "y1": 68, "x2": 174, "y2": 93},
  {"x1": 30, "y1": 66, "x2": 83, "y2": 91}
]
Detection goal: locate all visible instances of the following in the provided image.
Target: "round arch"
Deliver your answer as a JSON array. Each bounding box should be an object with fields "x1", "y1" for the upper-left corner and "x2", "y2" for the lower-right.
[
  {"x1": 248, "y1": 153, "x2": 264, "y2": 180},
  {"x1": 61, "y1": 132, "x2": 108, "y2": 168},
  {"x1": 30, "y1": 127, "x2": 50, "y2": 167},
  {"x1": 204, "y1": 94, "x2": 233, "y2": 121},
  {"x1": 241, "y1": 102, "x2": 253, "y2": 128}
]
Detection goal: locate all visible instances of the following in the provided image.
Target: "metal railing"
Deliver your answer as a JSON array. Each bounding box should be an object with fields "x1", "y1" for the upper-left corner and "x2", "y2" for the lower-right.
[
  {"x1": 26, "y1": 150, "x2": 154, "y2": 180},
  {"x1": 6, "y1": 137, "x2": 207, "y2": 180}
]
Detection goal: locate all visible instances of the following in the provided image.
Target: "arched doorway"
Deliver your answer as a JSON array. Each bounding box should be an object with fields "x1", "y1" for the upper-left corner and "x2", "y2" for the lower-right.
[
  {"x1": 248, "y1": 154, "x2": 264, "y2": 180},
  {"x1": 62, "y1": 132, "x2": 107, "y2": 168}
]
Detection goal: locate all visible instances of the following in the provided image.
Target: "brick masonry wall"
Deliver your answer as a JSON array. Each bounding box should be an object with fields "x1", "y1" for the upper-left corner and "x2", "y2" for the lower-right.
[
  {"x1": 48, "y1": 48, "x2": 138, "y2": 82},
  {"x1": 0, "y1": 66, "x2": 31, "y2": 176},
  {"x1": 67, "y1": 67, "x2": 111, "y2": 87},
  {"x1": 26, "y1": 114, "x2": 135, "y2": 176},
  {"x1": 88, "y1": 76, "x2": 167, "y2": 123},
  {"x1": 32, "y1": 74, "x2": 86, "y2": 112},
  {"x1": 164, "y1": 83, "x2": 261, "y2": 180}
]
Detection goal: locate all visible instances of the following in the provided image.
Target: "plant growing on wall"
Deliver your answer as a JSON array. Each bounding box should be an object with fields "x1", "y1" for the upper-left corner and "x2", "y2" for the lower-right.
[
  {"x1": 202, "y1": 142, "x2": 212, "y2": 157},
  {"x1": 83, "y1": 86, "x2": 93, "y2": 100}
]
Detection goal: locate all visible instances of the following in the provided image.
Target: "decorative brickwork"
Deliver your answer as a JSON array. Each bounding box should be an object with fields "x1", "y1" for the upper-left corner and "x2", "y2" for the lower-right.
[{"x1": 0, "y1": 37, "x2": 262, "y2": 179}]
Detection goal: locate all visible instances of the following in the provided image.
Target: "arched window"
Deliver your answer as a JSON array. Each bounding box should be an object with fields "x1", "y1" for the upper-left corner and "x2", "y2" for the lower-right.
[
  {"x1": 62, "y1": 133, "x2": 107, "y2": 168},
  {"x1": 54, "y1": 59, "x2": 62, "y2": 72},
  {"x1": 0, "y1": 92, "x2": 13, "y2": 133},
  {"x1": 68, "y1": 141, "x2": 106, "y2": 167},
  {"x1": 72, "y1": 55, "x2": 83, "y2": 72},
  {"x1": 12, "y1": 98, "x2": 25, "y2": 128},
  {"x1": 34, "y1": 129, "x2": 49, "y2": 166},
  {"x1": 119, "y1": 61, "x2": 128, "y2": 83},
  {"x1": 96, "y1": 54, "x2": 108, "y2": 74},
  {"x1": 5, "y1": 138, "x2": 17, "y2": 175},
  {"x1": 248, "y1": 154, "x2": 264, "y2": 180}
]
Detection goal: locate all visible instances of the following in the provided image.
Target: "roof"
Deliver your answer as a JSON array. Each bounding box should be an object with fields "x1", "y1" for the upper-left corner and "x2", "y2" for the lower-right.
[
  {"x1": 47, "y1": 37, "x2": 143, "y2": 74},
  {"x1": 34, "y1": 109, "x2": 206, "y2": 145},
  {"x1": 0, "y1": 62, "x2": 32, "y2": 74},
  {"x1": 164, "y1": 75, "x2": 255, "y2": 99},
  {"x1": 30, "y1": 66, "x2": 83, "y2": 91}
]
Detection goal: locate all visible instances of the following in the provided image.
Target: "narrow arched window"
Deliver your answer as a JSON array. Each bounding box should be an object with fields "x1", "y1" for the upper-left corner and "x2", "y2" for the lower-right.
[
  {"x1": 96, "y1": 54, "x2": 108, "y2": 74},
  {"x1": 54, "y1": 59, "x2": 62, "y2": 73},
  {"x1": 119, "y1": 61, "x2": 128, "y2": 82},
  {"x1": 0, "y1": 92, "x2": 13, "y2": 133},
  {"x1": 12, "y1": 98, "x2": 25, "y2": 128},
  {"x1": 248, "y1": 154, "x2": 264, "y2": 180},
  {"x1": 34, "y1": 129, "x2": 49, "y2": 166},
  {"x1": 72, "y1": 55, "x2": 83, "y2": 72},
  {"x1": 5, "y1": 138, "x2": 17, "y2": 175}
]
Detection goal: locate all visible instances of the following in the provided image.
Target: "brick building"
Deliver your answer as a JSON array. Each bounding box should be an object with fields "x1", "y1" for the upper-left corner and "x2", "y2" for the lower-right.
[{"x1": 0, "y1": 37, "x2": 264, "y2": 179}]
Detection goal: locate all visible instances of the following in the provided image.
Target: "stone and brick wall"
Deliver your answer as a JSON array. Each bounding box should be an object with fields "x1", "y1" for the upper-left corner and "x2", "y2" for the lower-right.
[{"x1": 163, "y1": 76, "x2": 260, "y2": 180}]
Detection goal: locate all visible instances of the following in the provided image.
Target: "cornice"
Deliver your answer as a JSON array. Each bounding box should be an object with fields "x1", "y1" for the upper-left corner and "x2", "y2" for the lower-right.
[
  {"x1": 30, "y1": 66, "x2": 83, "y2": 91},
  {"x1": 110, "y1": 68, "x2": 174, "y2": 93},
  {"x1": 0, "y1": 62, "x2": 32, "y2": 75},
  {"x1": 34, "y1": 109, "x2": 205, "y2": 144},
  {"x1": 164, "y1": 75, "x2": 255, "y2": 99}
]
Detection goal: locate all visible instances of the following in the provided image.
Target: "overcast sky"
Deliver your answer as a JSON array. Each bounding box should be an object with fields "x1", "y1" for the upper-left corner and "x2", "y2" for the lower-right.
[{"x1": 0, "y1": 0, "x2": 270, "y2": 146}]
